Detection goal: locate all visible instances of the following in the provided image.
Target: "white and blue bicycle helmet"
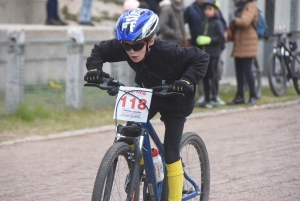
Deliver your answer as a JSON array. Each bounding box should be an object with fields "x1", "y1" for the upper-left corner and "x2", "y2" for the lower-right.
[{"x1": 115, "y1": 8, "x2": 159, "y2": 42}]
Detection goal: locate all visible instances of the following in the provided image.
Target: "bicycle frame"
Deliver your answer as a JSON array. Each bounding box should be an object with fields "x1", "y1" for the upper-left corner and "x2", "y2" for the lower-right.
[
  {"x1": 122, "y1": 120, "x2": 201, "y2": 201},
  {"x1": 273, "y1": 34, "x2": 295, "y2": 79}
]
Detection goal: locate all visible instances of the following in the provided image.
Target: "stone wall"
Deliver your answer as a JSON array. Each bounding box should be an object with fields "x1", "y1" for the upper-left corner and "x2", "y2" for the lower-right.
[{"x1": 0, "y1": 0, "x2": 47, "y2": 24}]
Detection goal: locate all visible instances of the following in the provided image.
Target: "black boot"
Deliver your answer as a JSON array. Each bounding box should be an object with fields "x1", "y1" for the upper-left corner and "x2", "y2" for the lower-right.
[
  {"x1": 226, "y1": 95, "x2": 245, "y2": 105},
  {"x1": 45, "y1": 19, "x2": 62, "y2": 25}
]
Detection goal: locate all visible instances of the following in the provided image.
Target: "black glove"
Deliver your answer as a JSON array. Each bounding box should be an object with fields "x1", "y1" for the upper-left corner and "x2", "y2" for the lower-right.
[
  {"x1": 84, "y1": 69, "x2": 110, "y2": 84},
  {"x1": 107, "y1": 80, "x2": 120, "y2": 96},
  {"x1": 172, "y1": 79, "x2": 191, "y2": 94}
]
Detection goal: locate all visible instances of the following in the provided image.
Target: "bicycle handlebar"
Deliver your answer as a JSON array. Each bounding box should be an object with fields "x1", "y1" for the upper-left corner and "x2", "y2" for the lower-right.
[{"x1": 84, "y1": 77, "x2": 194, "y2": 97}]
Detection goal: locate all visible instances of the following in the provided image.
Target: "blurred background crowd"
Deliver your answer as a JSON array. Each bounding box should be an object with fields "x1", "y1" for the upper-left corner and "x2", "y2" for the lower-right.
[{"x1": 0, "y1": 0, "x2": 299, "y2": 115}]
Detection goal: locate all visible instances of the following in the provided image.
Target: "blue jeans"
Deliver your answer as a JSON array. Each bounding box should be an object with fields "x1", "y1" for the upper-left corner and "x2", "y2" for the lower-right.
[{"x1": 78, "y1": 0, "x2": 93, "y2": 22}]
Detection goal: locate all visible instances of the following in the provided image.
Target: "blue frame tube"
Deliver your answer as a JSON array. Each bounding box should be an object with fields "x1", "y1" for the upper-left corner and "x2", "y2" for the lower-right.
[
  {"x1": 141, "y1": 122, "x2": 164, "y2": 200},
  {"x1": 141, "y1": 121, "x2": 200, "y2": 200}
]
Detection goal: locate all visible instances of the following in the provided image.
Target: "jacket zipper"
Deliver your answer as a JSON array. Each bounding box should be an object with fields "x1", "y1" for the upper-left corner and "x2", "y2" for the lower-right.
[{"x1": 203, "y1": 18, "x2": 209, "y2": 52}]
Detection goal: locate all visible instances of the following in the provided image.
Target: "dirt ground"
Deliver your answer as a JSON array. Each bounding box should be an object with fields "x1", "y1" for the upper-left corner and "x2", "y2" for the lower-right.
[{"x1": 0, "y1": 102, "x2": 299, "y2": 201}]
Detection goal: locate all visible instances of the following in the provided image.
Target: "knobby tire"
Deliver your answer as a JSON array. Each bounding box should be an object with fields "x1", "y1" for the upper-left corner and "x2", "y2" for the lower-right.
[
  {"x1": 267, "y1": 52, "x2": 287, "y2": 96},
  {"x1": 291, "y1": 51, "x2": 300, "y2": 95},
  {"x1": 91, "y1": 142, "x2": 140, "y2": 201},
  {"x1": 180, "y1": 132, "x2": 210, "y2": 201}
]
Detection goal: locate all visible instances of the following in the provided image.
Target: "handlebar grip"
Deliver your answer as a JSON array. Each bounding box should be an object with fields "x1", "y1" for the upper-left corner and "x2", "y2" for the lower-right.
[{"x1": 188, "y1": 85, "x2": 194, "y2": 92}]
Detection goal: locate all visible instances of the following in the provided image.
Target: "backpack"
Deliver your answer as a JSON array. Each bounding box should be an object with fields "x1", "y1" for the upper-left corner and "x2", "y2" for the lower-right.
[{"x1": 255, "y1": 9, "x2": 269, "y2": 38}]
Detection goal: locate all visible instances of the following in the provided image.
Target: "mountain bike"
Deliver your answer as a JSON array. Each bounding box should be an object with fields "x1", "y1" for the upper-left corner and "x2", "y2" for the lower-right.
[
  {"x1": 85, "y1": 78, "x2": 210, "y2": 201},
  {"x1": 245, "y1": 57, "x2": 262, "y2": 99},
  {"x1": 267, "y1": 31, "x2": 300, "y2": 96}
]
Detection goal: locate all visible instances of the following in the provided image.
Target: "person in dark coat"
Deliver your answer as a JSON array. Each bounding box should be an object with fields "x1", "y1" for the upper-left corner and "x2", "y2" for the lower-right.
[
  {"x1": 184, "y1": 0, "x2": 227, "y2": 105},
  {"x1": 196, "y1": 0, "x2": 225, "y2": 108},
  {"x1": 140, "y1": 0, "x2": 162, "y2": 14},
  {"x1": 84, "y1": 8, "x2": 209, "y2": 200}
]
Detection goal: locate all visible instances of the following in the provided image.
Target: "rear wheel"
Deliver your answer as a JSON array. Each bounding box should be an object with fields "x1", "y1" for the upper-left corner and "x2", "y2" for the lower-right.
[
  {"x1": 291, "y1": 51, "x2": 300, "y2": 95},
  {"x1": 267, "y1": 52, "x2": 287, "y2": 96},
  {"x1": 180, "y1": 132, "x2": 210, "y2": 201}
]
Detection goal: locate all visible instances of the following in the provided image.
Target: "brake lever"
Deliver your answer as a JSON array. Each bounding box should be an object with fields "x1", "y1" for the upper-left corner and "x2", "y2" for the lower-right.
[
  {"x1": 153, "y1": 85, "x2": 185, "y2": 97},
  {"x1": 84, "y1": 77, "x2": 114, "y2": 90}
]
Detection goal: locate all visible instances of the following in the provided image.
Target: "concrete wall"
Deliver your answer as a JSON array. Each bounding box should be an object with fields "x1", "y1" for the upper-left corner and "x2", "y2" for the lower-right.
[
  {"x1": 0, "y1": 0, "x2": 47, "y2": 24},
  {"x1": 0, "y1": 25, "x2": 113, "y2": 91}
]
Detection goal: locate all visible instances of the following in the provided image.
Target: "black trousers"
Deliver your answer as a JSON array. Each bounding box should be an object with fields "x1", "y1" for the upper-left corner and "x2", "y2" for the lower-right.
[
  {"x1": 46, "y1": 0, "x2": 59, "y2": 20},
  {"x1": 203, "y1": 56, "x2": 219, "y2": 102},
  {"x1": 125, "y1": 110, "x2": 185, "y2": 164},
  {"x1": 234, "y1": 58, "x2": 256, "y2": 98},
  {"x1": 148, "y1": 110, "x2": 185, "y2": 164}
]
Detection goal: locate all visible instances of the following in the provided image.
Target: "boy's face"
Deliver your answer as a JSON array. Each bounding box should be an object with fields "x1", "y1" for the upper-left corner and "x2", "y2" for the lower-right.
[
  {"x1": 204, "y1": 5, "x2": 217, "y2": 18},
  {"x1": 122, "y1": 37, "x2": 155, "y2": 63}
]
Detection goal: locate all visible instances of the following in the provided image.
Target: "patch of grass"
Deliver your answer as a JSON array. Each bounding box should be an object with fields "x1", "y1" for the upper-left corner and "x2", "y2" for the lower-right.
[
  {"x1": 62, "y1": 5, "x2": 78, "y2": 21},
  {"x1": 15, "y1": 103, "x2": 50, "y2": 122},
  {"x1": 0, "y1": 84, "x2": 299, "y2": 138}
]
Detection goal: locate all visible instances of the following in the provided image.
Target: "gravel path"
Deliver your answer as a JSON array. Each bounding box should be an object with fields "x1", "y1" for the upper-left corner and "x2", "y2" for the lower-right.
[{"x1": 0, "y1": 102, "x2": 299, "y2": 201}]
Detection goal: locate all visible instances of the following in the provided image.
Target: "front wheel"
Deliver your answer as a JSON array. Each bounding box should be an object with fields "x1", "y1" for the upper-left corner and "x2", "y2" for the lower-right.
[
  {"x1": 180, "y1": 132, "x2": 210, "y2": 201},
  {"x1": 267, "y1": 52, "x2": 287, "y2": 96},
  {"x1": 91, "y1": 142, "x2": 140, "y2": 201},
  {"x1": 291, "y1": 51, "x2": 300, "y2": 95}
]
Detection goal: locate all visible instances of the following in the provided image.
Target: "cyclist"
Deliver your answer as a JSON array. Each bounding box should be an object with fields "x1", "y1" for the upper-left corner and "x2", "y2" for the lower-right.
[{"x1": 84, "y1": 8, "x2": 209, "y2": 201}]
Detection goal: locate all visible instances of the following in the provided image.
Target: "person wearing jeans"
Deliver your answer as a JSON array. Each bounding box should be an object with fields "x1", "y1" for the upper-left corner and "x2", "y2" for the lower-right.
[{"x1": 78, "y1": 0, "x2": 94, "y2": 26}]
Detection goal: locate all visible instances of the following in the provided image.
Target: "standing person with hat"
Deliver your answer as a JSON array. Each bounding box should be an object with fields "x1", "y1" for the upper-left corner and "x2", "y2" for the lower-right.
[{"x1": 196, "y1": 0, "x2": 225, "y2": 108}]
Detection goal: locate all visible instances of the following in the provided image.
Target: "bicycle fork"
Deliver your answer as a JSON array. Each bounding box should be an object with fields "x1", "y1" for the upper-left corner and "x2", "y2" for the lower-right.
[{"x1": 126, "y1": 135, "x2": 145, "y2": 201}]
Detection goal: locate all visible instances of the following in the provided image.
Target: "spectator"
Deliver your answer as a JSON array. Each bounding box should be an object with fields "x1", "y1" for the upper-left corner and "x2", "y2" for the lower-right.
[
  {"x1": 78, "y1": 0, "x2": 94, "y2": 26},
  {"x1": 123, "y1": 0, "x2": 140, "y2": 11},
  {"x1": 158, "y1": 0, "x2": 186, "y2": 47},
  {"x1": 227, "y1": 0, "x2": 258, "y2": 106},
  {"x1": 140, "y1": 0, "x2": 162, "y2": 15},
  {"x1": 45, "y1": 0, "x2": 68, "y2": 25},
  {"x1": 184, "y1": 0, "x2": 226, "y2": 105},
  {"x1": 196, "y1": 0, "x2": 225, "y2": 108},
  {"x1": 139, "y1": 1, "x2": 150, "y2": 9}
]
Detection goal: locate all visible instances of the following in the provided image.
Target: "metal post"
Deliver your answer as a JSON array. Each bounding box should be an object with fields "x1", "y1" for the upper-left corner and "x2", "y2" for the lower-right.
[
  {"x1": 5, "y1": 29, "x2": 25, "y2": 113},
  {"x1": 66, "y1": 28, "x2": 84, "y2": 109}
]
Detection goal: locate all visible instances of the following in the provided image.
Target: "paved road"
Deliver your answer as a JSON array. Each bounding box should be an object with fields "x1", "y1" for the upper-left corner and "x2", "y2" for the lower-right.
[{"x1": 1, "y1": 102, "x2": 300, "y2": 201}]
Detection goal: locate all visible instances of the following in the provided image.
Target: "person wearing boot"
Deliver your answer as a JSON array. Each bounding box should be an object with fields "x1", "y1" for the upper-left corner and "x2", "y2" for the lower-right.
[
  {"x1": 45, "y1": 0, "x2": 68, "y2": 25},
  {"x1": 227, "y1": 0, "x2": 258, "y2": 106}
]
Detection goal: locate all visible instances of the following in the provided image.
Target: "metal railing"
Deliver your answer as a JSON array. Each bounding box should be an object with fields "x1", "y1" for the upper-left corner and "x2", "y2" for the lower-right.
[{"x1": 0, "y1": 28, "x2": 135, "y2": 115}]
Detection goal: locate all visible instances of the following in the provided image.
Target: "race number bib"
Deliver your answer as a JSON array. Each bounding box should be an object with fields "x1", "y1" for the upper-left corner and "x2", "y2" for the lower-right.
[{"x1": 113, "y1": 86, "x2": 152, "y2": 123}]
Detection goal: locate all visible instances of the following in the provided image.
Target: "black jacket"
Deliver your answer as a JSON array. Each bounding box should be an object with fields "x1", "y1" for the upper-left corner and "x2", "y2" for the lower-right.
[
  {"x1": 184, "y1": 1, "x2": 227, "y2": 49},
  {"x1": 197, "y1": 16, "x2": 225, "y2": 57},
  {"x1": 86, "y1": 39, "x2": 209, "y2": 117}
]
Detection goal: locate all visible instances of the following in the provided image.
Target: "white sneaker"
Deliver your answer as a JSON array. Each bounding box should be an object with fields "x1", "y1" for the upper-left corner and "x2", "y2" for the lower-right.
[
  {"x1": 216, "y1": 96, "x2": 225, "y2": 105},
  {"x1": 196, "y1": 95, "x2": 204, "y2": 103}
]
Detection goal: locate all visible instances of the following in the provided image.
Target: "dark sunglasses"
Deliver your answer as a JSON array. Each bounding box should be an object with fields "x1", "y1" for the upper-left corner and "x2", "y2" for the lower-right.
[{"x1": 121, "y1": 41, "x2": 146, "y2": 51}]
